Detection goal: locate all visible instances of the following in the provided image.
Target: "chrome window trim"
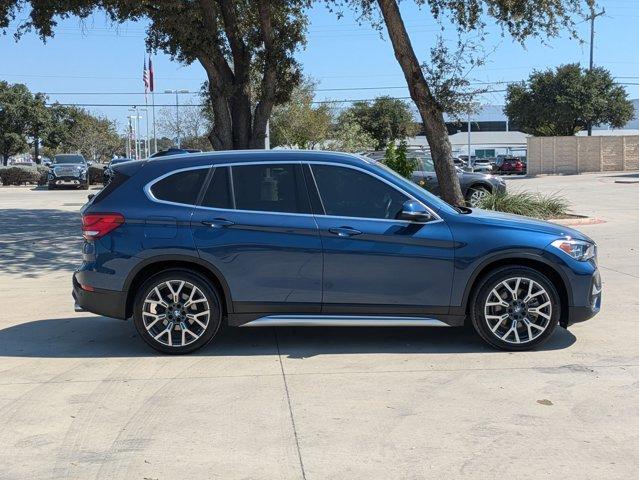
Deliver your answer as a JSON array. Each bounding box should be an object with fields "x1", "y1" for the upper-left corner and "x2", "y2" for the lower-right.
[
  {"x1": 144, "y1": 165, "x2": 211, "y2": 209},
  {"x1": 143, "y1": 160, "x2": 442, "y2": 224}
]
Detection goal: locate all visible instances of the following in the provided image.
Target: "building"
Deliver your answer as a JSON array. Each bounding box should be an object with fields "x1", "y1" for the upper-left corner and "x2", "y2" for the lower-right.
[{"x1": 407, "y1": 131, "x2": 529, "y2": 158}]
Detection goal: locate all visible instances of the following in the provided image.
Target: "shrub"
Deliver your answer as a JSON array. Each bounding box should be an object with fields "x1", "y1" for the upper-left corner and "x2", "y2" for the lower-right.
[
  {"x1": 383, "y1": 141, "x2": 418, "y2": 179},
  {"x1": 0, "y1": 165, "x2": 44, "y2": 186},
  {"x1": 477, "y1": 191, "x2": 570, "y2": 220},
  {"x1": 89, "y1": 163, "x2": 105, "y2": 185}
]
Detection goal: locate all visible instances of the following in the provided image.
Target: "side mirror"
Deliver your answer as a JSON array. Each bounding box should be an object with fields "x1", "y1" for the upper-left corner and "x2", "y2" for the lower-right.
[{"x1": 398, "y1": 200, "x2": 434, "y2": 222}]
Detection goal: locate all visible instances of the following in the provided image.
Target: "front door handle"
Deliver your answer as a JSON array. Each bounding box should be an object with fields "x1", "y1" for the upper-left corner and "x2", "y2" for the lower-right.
[
  {"x1": 201, "y1": 218, "x2": 235, "y2": 228},
  {"x1": 328, "y1": 226, "x2": 362, "y2": 237}
]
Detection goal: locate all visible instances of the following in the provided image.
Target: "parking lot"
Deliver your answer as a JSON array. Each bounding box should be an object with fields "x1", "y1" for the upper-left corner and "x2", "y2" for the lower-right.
[{"x1": 0, "y1": 173, "x2": 638, "y2": 480}]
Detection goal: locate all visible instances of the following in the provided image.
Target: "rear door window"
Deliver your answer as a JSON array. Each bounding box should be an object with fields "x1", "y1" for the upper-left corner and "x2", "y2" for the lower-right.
[
  {"x1": 231, "y1": 163, "x2": 310, "y2": 214},
  {"x1": 201, "y1": 167, "x2": 232, "y2": 209},
  {"x1": 150, "y1": 168, "x2": 208, "y2": 205}
]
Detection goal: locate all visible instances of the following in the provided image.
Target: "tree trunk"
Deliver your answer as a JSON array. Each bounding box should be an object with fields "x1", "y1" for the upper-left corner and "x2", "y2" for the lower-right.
[
  {"x1": 2, "y1": 154, "x2": 7, "y2": 166},
  {"x1": 376, "y1": 0, "x2": 464, "y2": 206}
]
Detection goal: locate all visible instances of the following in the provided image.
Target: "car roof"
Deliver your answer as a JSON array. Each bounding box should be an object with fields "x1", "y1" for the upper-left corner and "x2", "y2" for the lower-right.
[{"x1": 145, "y1": 150, "x2": 374, "y2": 170}]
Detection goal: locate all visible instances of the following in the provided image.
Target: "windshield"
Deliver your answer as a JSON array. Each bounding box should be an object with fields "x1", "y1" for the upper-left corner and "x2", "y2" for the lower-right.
[
  {"x1": 370, "y1": 160, "x2": 458, "y2": 215},
  {"x1": 54, "y1": 155, "x2": 85, "y2": 164}
]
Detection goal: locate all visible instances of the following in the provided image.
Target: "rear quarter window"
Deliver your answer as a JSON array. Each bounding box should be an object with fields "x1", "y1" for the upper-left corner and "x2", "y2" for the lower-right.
[{"x1": 150, "y1": 168, "x2": 208, "y2": 205}]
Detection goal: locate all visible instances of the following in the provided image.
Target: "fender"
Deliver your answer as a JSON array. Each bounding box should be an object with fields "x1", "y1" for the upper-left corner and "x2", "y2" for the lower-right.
[
  {"x1": 454, "y1": 249, "x2": 573, "y2": 314},
  {"x1": 123, "y1": 253, "x2": 235, "y2": 314}
]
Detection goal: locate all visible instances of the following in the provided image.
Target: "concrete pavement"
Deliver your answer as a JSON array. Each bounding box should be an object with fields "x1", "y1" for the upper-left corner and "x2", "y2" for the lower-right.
[{"x1": 0, "y1": 175, "x2": 637, "y2": 480}]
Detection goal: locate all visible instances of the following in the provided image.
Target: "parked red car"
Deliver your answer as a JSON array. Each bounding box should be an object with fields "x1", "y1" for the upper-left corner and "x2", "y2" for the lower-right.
[{"x1": 494, "y1": 156, "x2": 526, "y2": 175}]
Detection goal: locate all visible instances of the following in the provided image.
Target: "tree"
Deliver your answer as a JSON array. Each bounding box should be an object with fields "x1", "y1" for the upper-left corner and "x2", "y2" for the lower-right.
[
  {"x1": 0, "y1": 81, "x2": 51, "y2": 165},
  {"x1": 270, "y1": 78, "x2": 334, "y2": 149},
  {"x1": 330, "y1": 0, "x2": 586, "y2": 206},
  {"x1": 505, "y1": 64, "x2": 635, "y2": 136},
  {"x1": 0, "y1": 1, "x2": 309, "y2": 150},
  {"x1": 43, "y1": 105, "x2": 122, "y2": 162},
  {"x1": 331, "y1": 121, "x2": 376, "y2": 152},
  {"x1": 157, "y1": 100, "x2": 212, "y2": 151},
  {"x1": 339, "y1": 96, "x2": 417, "y2": 150},
  {"x1": 383, "y1": 140, "x2": 417, "y2": 178}
]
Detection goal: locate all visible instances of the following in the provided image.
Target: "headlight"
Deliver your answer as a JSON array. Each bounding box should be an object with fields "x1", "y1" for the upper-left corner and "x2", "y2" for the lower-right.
[{"x1": 551, "y1": 238, "x2": 596, "y2": 261}]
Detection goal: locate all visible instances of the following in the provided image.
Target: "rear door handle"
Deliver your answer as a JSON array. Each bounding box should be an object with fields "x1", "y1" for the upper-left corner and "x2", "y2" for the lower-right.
[
  {"x1": 328, "y1": 227, "x2": 362, "y2": 237},
  {"x1": 201, "y1": 218, "x2": 235, "y2": 228}
]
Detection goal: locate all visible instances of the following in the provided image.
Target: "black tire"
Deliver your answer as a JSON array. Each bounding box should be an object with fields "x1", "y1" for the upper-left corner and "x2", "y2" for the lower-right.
[
  {"x1": 133, "y1": 269, "x2": 223, "y2": 354},
  {"x1": 470, "y1": 266, "x2": 560, "y2": 351},
  {"x1": 48, "y1": 183, "x2": 57, "y2": 190},
  {"x1": 465, "y1": 185, "x2": 490, "y2": 207}
]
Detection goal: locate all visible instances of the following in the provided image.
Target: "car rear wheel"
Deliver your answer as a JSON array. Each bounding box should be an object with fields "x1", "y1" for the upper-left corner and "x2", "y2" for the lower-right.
[
  {"x1": 466, "y1": 185, "x2": 490, "y2": 207},
  {"x1": 133, "y1": 270, "x2": 223, "y2": 354},
  {"x1": 470, "y1": 266, "x2": 560, "y2": 351}
]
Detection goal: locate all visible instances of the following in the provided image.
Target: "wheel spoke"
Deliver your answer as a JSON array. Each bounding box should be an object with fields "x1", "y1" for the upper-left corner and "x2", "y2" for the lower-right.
[
  {"x1": 143, "y1": 313, "x2": 166, "y2": 330},
  {"x1": 153, "y1": 287, "x2": 169, "y2": 307},
  {"x1": 487, "y1": 289, "x2": 508, "y2": 307},
  {"x1": 486, "y1": 313, "x2": 509, "y2": 332}
]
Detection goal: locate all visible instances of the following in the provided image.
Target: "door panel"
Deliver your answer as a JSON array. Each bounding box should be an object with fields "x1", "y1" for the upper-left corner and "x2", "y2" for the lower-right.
[
  {"x1": 309, "y1": 163, "x2": 455, "y2": 314},
  {"x1": 191, "y1": 163, "x2": 323, "y2": 313},
  {"x1": 316, "y1": 217, "x2": 455, "y2": 312}
]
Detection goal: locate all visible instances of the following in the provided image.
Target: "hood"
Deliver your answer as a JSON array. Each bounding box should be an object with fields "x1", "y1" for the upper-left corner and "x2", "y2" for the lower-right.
[{"x1": 468, "y1": 208, "x2": 592, "y2": 242}]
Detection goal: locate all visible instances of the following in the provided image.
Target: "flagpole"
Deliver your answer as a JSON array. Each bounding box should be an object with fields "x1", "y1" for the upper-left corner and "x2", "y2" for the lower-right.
[
  {"x1": 152, "y1": 91, "x2": 157, "y2": 154},
  {"x1": 145, "y1": 95, "x2": 150, "y2": 158}
]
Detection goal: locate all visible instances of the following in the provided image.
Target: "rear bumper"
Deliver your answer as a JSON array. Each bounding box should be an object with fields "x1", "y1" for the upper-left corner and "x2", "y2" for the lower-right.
[{"x1": 72, "y1": 273, "x2": 127, "y2": 319}]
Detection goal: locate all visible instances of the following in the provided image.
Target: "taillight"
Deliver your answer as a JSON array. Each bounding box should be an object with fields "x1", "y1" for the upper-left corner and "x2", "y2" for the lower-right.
[{"x1": 82, "y1": 213, "x2": 124, "y2": 240}]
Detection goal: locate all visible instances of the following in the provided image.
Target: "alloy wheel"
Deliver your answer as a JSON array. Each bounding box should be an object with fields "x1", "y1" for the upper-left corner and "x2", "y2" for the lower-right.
[
  {"x1": 484, "y1": 277, "x2": 552, "y2": 344},
  {"x1": 468, "y1": 188, "x2": 489, "y2": 207},
  {"x1": 142, "y1": 280, "x2": 210, "y2": 347}
]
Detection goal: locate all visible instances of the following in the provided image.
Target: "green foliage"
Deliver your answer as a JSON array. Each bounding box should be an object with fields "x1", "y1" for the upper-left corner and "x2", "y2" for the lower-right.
[
  {"x1": 43, "y1": 105, "x2": 122, "y2": 162},
  {"x1": 330, "y1": 121, "x2": 376, "y2": 153},
  {"x1": 270, "y1": 78, "x2": 334, "y2": 149},
  {"x1": 505, "y1": 64, "x2": 635, "y2": 136},
  {"x1": 0, "y1": 165, "x2": 48, "y2": 185},
  {"x1": 0, "y1": 81, "x2": 50, "y2": 164},
  {"x1": 477, "y1": 191, "x2": 570, "y2": 220},
  {"x1": 383, "y1": 141, "x2": 418, "y2": 179},
  {"x1": 339, "y1": 96, "x2": 418, "y2": 150}
]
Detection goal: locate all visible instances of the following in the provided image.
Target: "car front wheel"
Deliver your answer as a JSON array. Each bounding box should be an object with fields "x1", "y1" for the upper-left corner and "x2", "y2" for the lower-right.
[
  {"x1": 466, "y1": 186, "x2": 490, "y2": 207},
  {"x1": 133, "y1": 270, "x2": 223, "y2": 354},
  {"x1": 470, "y1": 267, "x2": 560, "y2": 351}
]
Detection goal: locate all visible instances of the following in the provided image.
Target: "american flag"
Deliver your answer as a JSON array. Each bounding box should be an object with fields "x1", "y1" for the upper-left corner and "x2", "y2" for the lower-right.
[{"x1": 143, "y1": 57, "x2": 150, "y2": 97}]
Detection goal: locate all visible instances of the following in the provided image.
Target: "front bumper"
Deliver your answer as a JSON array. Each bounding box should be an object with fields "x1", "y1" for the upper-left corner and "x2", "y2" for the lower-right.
[
  {"x1": 564, "y1": 269, "x2": 601, "y2": 327},
  {"x1": 50, "y1": 175, "x2": 86, "y2": 185},
  {"x1": 72, "y1": 273, "x2": 127, "y2": 319}
]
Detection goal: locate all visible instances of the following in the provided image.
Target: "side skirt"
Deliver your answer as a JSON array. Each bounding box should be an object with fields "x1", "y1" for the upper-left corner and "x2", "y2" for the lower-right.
[{"x1": 239, "y1": 315, "x2": 451, "y2": 328}]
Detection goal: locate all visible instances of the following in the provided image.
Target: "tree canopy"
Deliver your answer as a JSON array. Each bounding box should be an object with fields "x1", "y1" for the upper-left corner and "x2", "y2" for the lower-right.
[
  {"x1": 338, "y1": 96, "x2": 417, "y2": 150},
  {"x1": 504, "y1": 64, "x2": 635, "y2": 136},
  {"x1": 270, "y1": 79, "x2": 334, "y2": 149},
  {"x1": 0, "y1": 81, "x2": 50, "y2": 165},
  {"x1": 0, "y1": 0, "x2": 310, "y2": 150}
]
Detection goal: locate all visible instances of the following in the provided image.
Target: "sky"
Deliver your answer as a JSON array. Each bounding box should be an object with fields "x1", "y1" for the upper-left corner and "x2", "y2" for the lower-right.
[{"x1": 1, "y1": 0, "x2": 638, "y2": 135}]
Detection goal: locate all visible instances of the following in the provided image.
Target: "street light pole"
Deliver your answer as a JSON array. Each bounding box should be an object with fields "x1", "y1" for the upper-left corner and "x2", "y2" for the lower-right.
[
  {"x1": 165, "y1": 89, "x2": 189, "y2": 148},
  {"x1": 586, "y1": 2, "x2": 605, "y2": 136}
]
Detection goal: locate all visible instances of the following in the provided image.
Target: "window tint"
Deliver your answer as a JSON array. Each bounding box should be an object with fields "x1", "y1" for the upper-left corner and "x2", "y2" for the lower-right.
[
  {"x1": 311, "y1": 165, "x2": 408, "y2": 220},
  {"x1": 151, "y1": 168, "x2": 207, "y2": 205},
  {"x1": 231, "y1": 164, "x2": 310, "y2": 214},
  {"x1": 201, "y1": 167, "x2": 232, "y2": 209}
]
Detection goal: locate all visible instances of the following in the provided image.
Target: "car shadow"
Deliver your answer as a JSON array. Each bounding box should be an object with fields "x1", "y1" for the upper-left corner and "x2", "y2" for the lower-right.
[
  {"x1": 0, "y1": 316, "x2": 576, "y2": 358},
  {"x1": 0, "y1": 208, "x2": 82, "y2": 277}
]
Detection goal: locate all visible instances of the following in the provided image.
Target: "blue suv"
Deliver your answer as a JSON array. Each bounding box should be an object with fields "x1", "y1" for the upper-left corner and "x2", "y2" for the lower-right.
[{"x1": 74, "y1": 151, "x2": 601, "y2": 354}]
